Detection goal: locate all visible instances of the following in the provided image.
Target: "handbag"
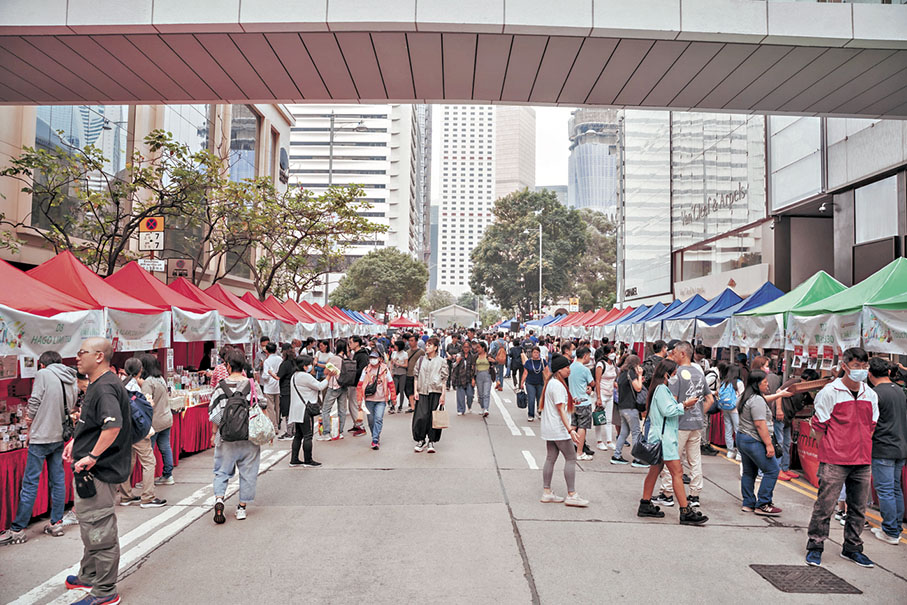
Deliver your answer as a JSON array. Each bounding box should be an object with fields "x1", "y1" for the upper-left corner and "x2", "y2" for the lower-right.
[
  {"x1": 592, "y1": 407, "x2": 607, "y2": 426},
  {"x1": 635, "y1": 386, "x2": 648, "y2": 414},
  {"x1": 432, "y1": 402, "x2": 449, "y2": 429},
  {"x1": 247, "y1": 402, "x2": 276, "y2": 446},
  {"x1": 293, "y1": 380, "x2": 322, "y2": 417},
  {"x1": 59, "y1": 377, "x2": 74, "y2": 442},
  {"x1": 770, "y1": 432, "x2": 782, "y2": 458},
  {"x1": 631, "y1": 417, "x2": 665, "y2": 466},
  {"x1": 364, "y1": 369, "x2": 380, "y2": 397},
  {"x1": 516, "y1": 389, "x2": 528, "y2": 409}
]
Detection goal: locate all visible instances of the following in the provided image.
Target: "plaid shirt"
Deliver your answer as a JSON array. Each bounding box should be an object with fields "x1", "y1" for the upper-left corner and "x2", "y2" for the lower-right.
[{"x1": 209, "y1": 363, "x2": 229, "y2": 390}]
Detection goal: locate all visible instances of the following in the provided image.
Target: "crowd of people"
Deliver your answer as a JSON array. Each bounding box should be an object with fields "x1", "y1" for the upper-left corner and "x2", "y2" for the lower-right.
[{"x1": 1, "y1": 326, "x2": 905, "y2": 603}]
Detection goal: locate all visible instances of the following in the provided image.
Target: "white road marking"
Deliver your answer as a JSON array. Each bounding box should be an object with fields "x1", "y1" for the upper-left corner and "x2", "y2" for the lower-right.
[
  {"x1": 522, "y1": 450, "x2": 539, "y2": 470},
  {"x1": 490, "y1": 389, "x2": 521, "y2": 436},
  {"x1": 522, "y1": 427, "x2": 535, "y2": 437},
  {"x1": 11, "y1": 448, "x2": 287, "y2": 605}
]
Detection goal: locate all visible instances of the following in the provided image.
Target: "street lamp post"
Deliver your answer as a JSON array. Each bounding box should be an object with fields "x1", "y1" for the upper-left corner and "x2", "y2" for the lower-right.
[{"x1": 538, "y1": 222, "x2": 542, "y2": 319}]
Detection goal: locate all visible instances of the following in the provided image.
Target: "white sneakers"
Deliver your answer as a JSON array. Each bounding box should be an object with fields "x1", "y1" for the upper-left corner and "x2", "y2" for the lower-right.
[
  {"x1": 596, "y1": 441, "x2": 608, "y2": 451},
  {"x1": 564, "y1": 494, "x2": 590, "y2": 508},
  {"x1": 735, "y1": 451, "x2": 742, "y2": 462},
  {"x1": 577, "y1": 453, "x2": 593, "y2": 461},
  {"x1": 540, "y1": 492, "x2": 565, "y2": 503},
  {"x1": 414, "y1": 440, "x2": 426, "y2": 453},
  {"x1": 727, "y1": 450, "x2": 736, "y2": 460},
  {"x1": 427, "y1": 442, "x2": 437, "y2": 454},
  {"x1": 871, "y1": 527, "x2": 901, "y2": 545},
  {"x1": 235, "y1": 506, "x2": 247, "y2": 521}
]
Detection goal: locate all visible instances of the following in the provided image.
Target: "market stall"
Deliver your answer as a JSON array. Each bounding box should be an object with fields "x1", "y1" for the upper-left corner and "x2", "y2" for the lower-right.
[
  {"x1": 663, "y1": 289, "x2": 741, "y2": 342},
  {"x1": 612, "y1": 304, "x2": 653, "y2": 344},
  {"x1": 389, "y1": 316, "x2": 423, "y2": 330},
  {"x1": 429, "y1": 304, "x2": 479, "y2": 330},
  {"x1": 644, "y1": 295, "x2": 708, "y2": 344},
  {"x1": 696, "y1": 282, "x2": 784, "y2": 347}
]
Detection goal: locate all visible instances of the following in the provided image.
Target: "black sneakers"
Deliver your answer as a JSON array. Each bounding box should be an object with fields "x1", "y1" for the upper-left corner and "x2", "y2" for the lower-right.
[
  {"x1": 701, "y1": 443, "x2": 719, "y2": 456},
  {"x1": 687, "y1": 495, "x2": 700, "y2": 507},
  {"x1": 653, "y1": 493, "x2": 674, "y2": 507},
  {"x1": 679, "y1": 506, "x2": 708, "y2": 526},
  {"x1": 637, "y1": 499, "x2": 665, "y2": 518}
]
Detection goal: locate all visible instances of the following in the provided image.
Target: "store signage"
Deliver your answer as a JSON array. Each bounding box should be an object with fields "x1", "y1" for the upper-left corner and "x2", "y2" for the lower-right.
[
  {"x1": 138, "y1": 258, "x2": 165, "y2": 272},
  {"x1": 680, "y1": 183, "x2": 748, "y2": 226}
]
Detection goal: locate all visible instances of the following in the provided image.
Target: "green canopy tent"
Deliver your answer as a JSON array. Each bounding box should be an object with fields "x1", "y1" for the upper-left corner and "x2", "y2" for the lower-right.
[
  {"x1": 730, "y1": 271, "x2": 846, "y2": 349},
  {"x1": 855, "y1": 262, "x2": 907, "y2": 354},
  {"x1": 789, "y1": 258, "x2": 907, "y2": 353}
]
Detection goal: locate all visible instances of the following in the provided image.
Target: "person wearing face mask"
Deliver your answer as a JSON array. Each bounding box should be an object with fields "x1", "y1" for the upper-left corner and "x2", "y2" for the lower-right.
[
  {"x1": 357, "y1": 350, "x2": 396, "y2": 450},
  {"x1": 288, "y1": 355, "x2": 332, "y2": 468},
  {"x1": 593, "y1": 345, "x2": 618, "y2": 450},
  {"x1": 805, "y1": 347, "x2": 879, "y2": 569},
  {"x1": 412, "y1": 337, "x2": 449, "y2": 453}
]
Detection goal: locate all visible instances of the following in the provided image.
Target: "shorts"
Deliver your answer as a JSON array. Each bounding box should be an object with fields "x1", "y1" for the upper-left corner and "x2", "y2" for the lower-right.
[
  {"x1": 572, "y1": 405, "x2": 593, "y2": 430},
  {"x1": 405, "y1": 375, "x2": 415, "y2": 397}
]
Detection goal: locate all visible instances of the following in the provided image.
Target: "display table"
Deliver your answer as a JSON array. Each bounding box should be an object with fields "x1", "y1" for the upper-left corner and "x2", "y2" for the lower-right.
[
  {"x1": 708, "y1": 413, "x2": 726, "y2": 447},
  {"x1": 179, "y1": 402, "x2": 213, "y2": 455},
  {"x1": 1, "y1": 449, "x2": 74, "y2": 531}
]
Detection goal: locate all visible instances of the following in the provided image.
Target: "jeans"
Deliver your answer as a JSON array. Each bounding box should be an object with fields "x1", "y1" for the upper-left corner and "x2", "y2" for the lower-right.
[
  {"x1": 151, "y1": 427, "x2": 174, "y2": 478},
  {"x1": 526, "y1": 382, "x2": 541, "y2": 419},
  {"x1": 496, "y1": 363, "x2": 505, "y2": 387},
  {"x1": 807, "y1": 462, "x2": 872, "y2": 554},
  {"x1": 614, "y1": 408, "x2": 641, "y2": 457},
  {"x1": 737, "y1": 432, "x2": 780, "y2": 508},
  {"x1": 780, "y1": 424, "x2": 793, "y2": 471},
  {"x1": 456, "y1": 384, "x2": 475, "y2": 413},
  {"x1": 871, "y1": 457, "x2": 906, "y2": 538},
  {"x1": 722, "y1": 410, "x2": 739, "y2": 452},
  {"x1": 476, "y1": 371, "x2": 493, "y2": 411},
  {"x1": 11, "y1": 440, "x2": 65, "y2": 530},
  {"x1": 324, "y1": 387, "x2": 354, "y2": 434},
  {"x1": 365, "y1": 400, "x2": 387, "y2": 443},
  {"x1": 213, "y1": 440, "x2": 261, "y2": 503}
]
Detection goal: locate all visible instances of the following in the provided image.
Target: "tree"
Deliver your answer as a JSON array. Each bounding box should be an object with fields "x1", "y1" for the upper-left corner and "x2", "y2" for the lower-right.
[
  {"x1": 419, "y1": 290, "x2": 454, "y2": 314},
  {"x1": 573, "y1": 209, "x2": 617, "y2": 311},
  {"x1": 457, "y1": 292, "x2": 479, "y2": 311},
  {"x1": 247, "y1": 185, "x2": 385, "y2": 300},
  {"x1": 470, "y1": 188, "x2": 587, "y2": 318},
  {"x1": 479, "y1": 308, "x2": 503, "y2": 329},
  {"x1": 0, "y1": 130, "x2": 207, "y2": 275},
  {"x1": 329, "y1": 248, "x2": 428, "y2": 319}
]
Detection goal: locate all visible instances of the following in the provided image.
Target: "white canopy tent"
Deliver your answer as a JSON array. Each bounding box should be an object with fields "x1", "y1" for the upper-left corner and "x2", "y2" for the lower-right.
[{"x1": 429, "y1": 304, "x2": 479, "y2": 330}]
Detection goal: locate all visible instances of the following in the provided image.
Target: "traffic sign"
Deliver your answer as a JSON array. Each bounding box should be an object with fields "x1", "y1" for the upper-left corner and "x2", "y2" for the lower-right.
[
  {"x1": 138, "y1": 231, "x2": 163, "y2": 251},
  {"x1": 138, "y1": 258, "x2": 165, "y2": 272},
  {"x1": 139, "y1": 216, "x2": 164, "y2": 232},
  {"x1": 167, "y1": 258, "x2": 193, "y2": 280}
]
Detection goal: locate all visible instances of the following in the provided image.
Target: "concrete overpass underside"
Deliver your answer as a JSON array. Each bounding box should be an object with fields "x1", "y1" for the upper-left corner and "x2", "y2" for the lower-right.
[{"x1": 0, "y1": 0, "x2": 906, "y2": 118}]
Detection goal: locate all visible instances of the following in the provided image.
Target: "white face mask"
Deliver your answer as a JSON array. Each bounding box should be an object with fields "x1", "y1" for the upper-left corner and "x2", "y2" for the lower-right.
[
  {"x1": 608, "y1": 353, "x2": 616, "y2": 361},
  {"x1": 369, "y1": 358, "x2": 379, "y2": 366},
  {"x1": 304, "y1": 365, "x2": 313, "y2": 372}
]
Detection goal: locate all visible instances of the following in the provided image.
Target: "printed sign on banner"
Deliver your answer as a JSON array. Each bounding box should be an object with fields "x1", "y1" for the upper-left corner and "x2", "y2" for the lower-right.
[
  {"x1": 785, "y1": 313, "x2": 861, "y2": 352},
  {"x1": 696, "y1": 319, "x2": 731, "y2": 348},
  {"x1": 172, "y1": 308, "x2": 219, "y2": 343},
  {"x1": 861, "y1": 307, "x2": 907, "y2": 354},
  {"x1": 730, "y1": 315, "x2": 784, "y2": 349},
  {"x1": 0, "y1": 305, "x2": 105, "y2": 358},
  {"x1": 106, "y1": 309, "x2": 171, "y2": 352}
]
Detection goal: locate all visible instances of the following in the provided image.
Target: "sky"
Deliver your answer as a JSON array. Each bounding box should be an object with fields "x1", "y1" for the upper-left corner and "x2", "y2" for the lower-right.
[{"x1": 534, "y1": 106, "x2": 575, "y2": 187}]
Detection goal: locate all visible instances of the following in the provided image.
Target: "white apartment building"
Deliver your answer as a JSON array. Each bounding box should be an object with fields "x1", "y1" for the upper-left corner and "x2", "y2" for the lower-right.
[
  {"x1": 431, "y1": 105, "x2": 535, "y2": 297},
  {"x1": 287, "y1": 104, "x2": 424, "y2": 302}
]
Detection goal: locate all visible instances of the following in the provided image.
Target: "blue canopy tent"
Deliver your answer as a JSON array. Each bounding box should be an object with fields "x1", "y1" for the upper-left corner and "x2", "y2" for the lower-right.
[
  {"x1": 662, "y1": 289, "x2": 742, "y2": 341},
  {"x1": 526, "y1": 314, "x2": 556, "y2": 327},
  {"x1": 641, "y1": 295, "x2": 709, "y2": 343},
  {"x1": 696, "y1": 282, "x2": 785, "y2": 347}
]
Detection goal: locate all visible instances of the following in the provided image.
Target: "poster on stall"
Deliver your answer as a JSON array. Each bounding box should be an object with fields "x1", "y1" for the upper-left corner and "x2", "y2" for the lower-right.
[
  {"x1": 18, "y1": 356, "x2": 36, "y2": 379},
  {"x1": 172, "y1": 308, "x2": 219, "y2": 343},
  {"x1": 220, "y1": 316, "x2": 254, "y2": 344},
  {"x1": 0, "y1": 305, "x2": 105, "y2": 358},
  {"x1": 729, "y1": 315, "x2": 784, "y2": 349},
  {"x1": 785, "y1": 313, "x2": 861, "y2": 352},
  {"x1": 860, "y1": 306, "x2": 907, "y2": 354},
  {"x1": 1, "y1": 355, "x2": 17, "y2": 379},
  {"x1": 166, "y1": 348, "x2": 174, "y2": 373},
  {"x1": 106, "y1": 309, "x2": 171, "y2": 352},
  {"x1": 696, "y1": 319, "x2": 731, "y2": 348}
]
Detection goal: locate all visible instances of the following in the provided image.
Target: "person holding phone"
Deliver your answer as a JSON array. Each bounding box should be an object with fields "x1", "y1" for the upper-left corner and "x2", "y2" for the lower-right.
[{"x1": 737, "y1": 370, "x2": 783, "y2": 516}]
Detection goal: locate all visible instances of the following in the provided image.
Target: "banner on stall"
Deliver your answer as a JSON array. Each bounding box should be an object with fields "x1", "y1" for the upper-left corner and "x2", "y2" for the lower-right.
[
  {"x1": 255, "y1": 319, "x2": 281, "y2": 343},
  {"x1": 696, "y1": 319, "x2": 731, "y2": 348},
  {"x1": 0, "y1": 304, "x2": 105, "y2": 358},
  {"x1": 785, "y1": 313, "x2": 860, "y2": 352},
  {"x1": 663, "y1": 319, "x2": 696, "y2": 342},
  {"x1": 172, "y1": 308, "x2": 219, "y2": 343},
  {"x1": 221, "y1": 316, "x2": 254, "y2": 344},
  {"x1": 644, "y1": 321, "x2": 662, "y2": 343},
  {"x1": 730, "y1": 315, "x2": 784, "y2": 349},
  {"x1": 861, "y1": 307, "x2": 907, "y2": 354},
  {"x1": 107, "y1": 310, "x2": 171, "y2": 352}
]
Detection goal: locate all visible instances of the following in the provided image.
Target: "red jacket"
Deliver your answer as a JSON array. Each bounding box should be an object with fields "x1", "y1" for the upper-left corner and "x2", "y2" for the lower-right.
[
  {"x1": 356, "y1": 363, "x2": 396, "y2": 404},
  {"x1": 810, "y1": 378, "x2": 879, "y2": 466}
]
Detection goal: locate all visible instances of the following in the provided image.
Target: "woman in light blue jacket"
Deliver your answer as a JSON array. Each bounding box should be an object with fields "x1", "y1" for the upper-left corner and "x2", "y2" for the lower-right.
[{"x1": 637, "y1": 359, "x2": 708, "y2": 526}]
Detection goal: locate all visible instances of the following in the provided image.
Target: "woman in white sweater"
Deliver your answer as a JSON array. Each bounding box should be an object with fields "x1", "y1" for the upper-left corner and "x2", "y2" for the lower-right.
[{"x1": 289, "y1": 354, "x2": 334, "y2": 468}]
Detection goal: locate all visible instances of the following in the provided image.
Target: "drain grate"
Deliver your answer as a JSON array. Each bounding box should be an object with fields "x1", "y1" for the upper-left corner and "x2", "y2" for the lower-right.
[{"x1": 750, "y1": 565, "x2": 862, "y2": 594}]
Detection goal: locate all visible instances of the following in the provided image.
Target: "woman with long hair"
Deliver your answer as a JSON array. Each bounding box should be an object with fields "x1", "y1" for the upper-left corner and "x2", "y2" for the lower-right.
[
  {"x1": 138, "y1": 353, "x2": 174, "y2": 486},
  {"x1": 520, "y1": 346, "x2": 547, "y2": 422},
  {"x1": 611, "y1": 354, "x2": 645, "y2": 466},
  {"x1": 737, "y1": 370, "x2": 783, "y2": 516},
  {"x1": 539, "y1": 354, "x2": 588, "y2": 507},
  {"x1": 474, "y1": 341, "x2": 494, "y2": 417},
  {"x1": 593, "y1": 345, "x2": 618, "y2": 450},
  {"x1": 288, "y1": 355, "x2": 329, "y2": 467},
  {"x1": 638, "y1": 359, "x2": 707, "y2": 525},
  {"x1": 389, "y1": 339, "x2": 409, "y2": 414},
  {"x1": 719, "y1": 364, "x2": 744, "y2": 460}
]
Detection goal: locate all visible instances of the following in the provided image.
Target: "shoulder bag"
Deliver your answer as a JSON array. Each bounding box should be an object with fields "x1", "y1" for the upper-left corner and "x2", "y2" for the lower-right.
[
  {"x1": 59, "y1": 378, "x2": 74, "y2": 442},
  {"x1": 631, "y1": 417, "x2": 665, "y2": 466},
  {"x1": 293, "y1": 378, "x2": 323, "y2": 417},
  {"x1": 247, "y1": 385, "x2": 276, "y2": 446}
]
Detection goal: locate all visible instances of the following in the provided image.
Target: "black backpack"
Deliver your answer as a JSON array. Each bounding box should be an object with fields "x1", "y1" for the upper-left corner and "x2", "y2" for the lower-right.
[
  {"x1": 217, "y1": 382, "x2": 251, "y2": 442},
  {"x1": 338, "y1": 357, "x2": 359, "y2": 388}
]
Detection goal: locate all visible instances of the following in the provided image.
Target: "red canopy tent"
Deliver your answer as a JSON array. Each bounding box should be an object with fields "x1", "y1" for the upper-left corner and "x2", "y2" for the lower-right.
[
  {"x1": 241, "y1": 293, "x2": 297, "y2": 324},
  {"x1": 106, "y1": 262, "x2": 210, "y2": 314},
  {"x1": 28, "y1": 251, "x2": 165, "y2": 314},
  {"x1": 205, "y1": 284, "x2": 275, "y2": 321},
  {"x1": 169, "y1": 278, "x2": 245, "y2": 319},
  {"x1": 299, "y1": 301, "x2": 336, "y2": 325},
  {"x1": 388, "y1": 316, "x2": 423, "y2": 328},
  {"x1": 605, "y1": 307, "x2": 637, "y2": 325},
  {"x1": 282, "y1": 299, "x2": 319, "y2": 323},
  {"x1": 0, "y1": 258, "x2": 97, "y2": 316}
]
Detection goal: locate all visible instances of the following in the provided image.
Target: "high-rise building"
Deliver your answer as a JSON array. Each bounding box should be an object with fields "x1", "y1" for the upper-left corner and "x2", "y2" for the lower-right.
[
  {"x1": 567, "y1": 108, "x2": 619, "y2": 217},
  {"x1": 432, "y1": 105, "x2": 536, "y2": 297},
  {"x1": 534, "y1": 185, "x2": 568, "y2": 206},
  {"x1": 416, "y1": 105, "x2": 433, "y2": 265},
  {"x1": 286, "y1": 104, "x2": 422, "y2": 302}
]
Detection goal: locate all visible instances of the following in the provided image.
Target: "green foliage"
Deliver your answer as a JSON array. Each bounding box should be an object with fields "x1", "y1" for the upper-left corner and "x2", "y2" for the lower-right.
[
  {"x1": 419, "y1": 290, "x2": 455, "y2": 314},
  {"x1": 329, "y1": 248, "x2": 429, "y2": 319},
  {"x1": 457, "y1": 292, "x2": 479, "y2": 311},
  {"x1": 479, "y1": 308, "x2": 503, "y2": 329},
  {"x1": 573, "y1": 209, "x2": 617, "y2": 311},
  {"x1": 469, "y1": 188, "x2": 587, "y2": 318}
]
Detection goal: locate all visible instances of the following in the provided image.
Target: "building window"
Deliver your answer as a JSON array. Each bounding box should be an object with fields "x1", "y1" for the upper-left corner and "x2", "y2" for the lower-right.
[
  {"x1": 854, "y1": 175, "x2": 899, "y2": 245},
  {"x1": 229, "y1": 105, "x2": 259, "y2": 183}
]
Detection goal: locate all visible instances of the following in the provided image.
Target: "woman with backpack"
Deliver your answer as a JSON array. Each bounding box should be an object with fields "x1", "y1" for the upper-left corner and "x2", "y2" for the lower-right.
[
  {"x1": 289, "y1": 354, "x2": 332, "y2": 467},
  {"x1": 209, "y1": 350, "x2": 263, "y2": 523},
  {"x1": 539, "y1": 354, "x2": 588, "y2": 507},
  {"x1": 737, "y1": 370, "x2": 783, "y2": 516},
  {"x1": 593, "y1": 345, "x2": 618, "y2": 450},
  {"x1": 474, "y1": 341, "x2": 494, "y2": 418},
  {"x1": 357, "y1": 350, "x2": 396, "y2": 450},
  {"x1": 718, "y1": 364, "x2": 744, "y2": 461},
  {"x1": 637, "y1": 359, "x2": 706, "y2": 525}
]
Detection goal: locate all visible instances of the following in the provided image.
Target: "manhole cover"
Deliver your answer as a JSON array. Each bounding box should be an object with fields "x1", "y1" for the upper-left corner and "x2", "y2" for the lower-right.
[{"x1": 750, "y1": 565, "x2": 862, "y2": 594}]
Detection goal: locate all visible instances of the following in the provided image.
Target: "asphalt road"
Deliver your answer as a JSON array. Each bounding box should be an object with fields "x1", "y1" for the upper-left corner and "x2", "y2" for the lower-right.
[{"x1": 2, "y1": 382, "x2": 906, "y2": 604}]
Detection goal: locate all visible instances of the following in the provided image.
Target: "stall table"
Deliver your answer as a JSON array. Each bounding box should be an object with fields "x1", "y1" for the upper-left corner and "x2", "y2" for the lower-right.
[{"x1": 1, "y1": 449, "x2": 75, "y2": 531}]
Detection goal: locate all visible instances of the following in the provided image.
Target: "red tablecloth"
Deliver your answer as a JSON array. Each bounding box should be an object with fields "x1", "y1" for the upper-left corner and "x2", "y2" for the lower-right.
[
  {"x1": 179, "y1": 404, "x2": 213, "y2": 455},
  {"x1": 708, "y1": 413, "x2": 726, "y2": 447},
  {"x1": 1, "y1": 449, "x2": 74, "y2": 531},
  {"x1": 130, "y1": 414, "x2": 182, "y2": 486}
]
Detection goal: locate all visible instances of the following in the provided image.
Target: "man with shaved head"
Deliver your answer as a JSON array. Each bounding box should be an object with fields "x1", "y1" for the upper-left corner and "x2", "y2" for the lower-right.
[{"x1": 63, "y1": 337, "x2": 132, "y2": 604}]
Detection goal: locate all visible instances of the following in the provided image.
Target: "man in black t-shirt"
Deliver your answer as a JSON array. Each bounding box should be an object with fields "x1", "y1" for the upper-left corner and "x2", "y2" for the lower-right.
[
  {"x1": 64, "y1": 337, "x2": 132, "y2": 603},
  {"x1": 868, "y1": 358, "x2": 907, "y2": 544}
]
